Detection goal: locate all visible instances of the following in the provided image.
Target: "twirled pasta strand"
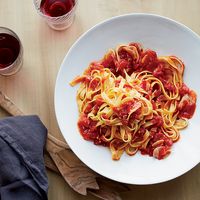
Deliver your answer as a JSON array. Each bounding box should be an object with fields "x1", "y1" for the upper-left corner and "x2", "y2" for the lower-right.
[{"x1": 70, "y1": 43, "x2": 196, "y2": 160}]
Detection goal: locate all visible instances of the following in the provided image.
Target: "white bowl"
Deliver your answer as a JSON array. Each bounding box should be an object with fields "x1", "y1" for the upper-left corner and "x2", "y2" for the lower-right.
[{"x1": 55, "y1": 13, "x2": 200, "y2": 184}]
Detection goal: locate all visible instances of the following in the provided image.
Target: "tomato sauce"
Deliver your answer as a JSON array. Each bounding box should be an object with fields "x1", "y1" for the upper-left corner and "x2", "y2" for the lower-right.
[
  {"x1": 112, "y1": 100, "x2": 138, "y2": 125},
  {"x1": 100, "y1": 52, "x2": 118, "y2": 75},
  {"x1": 140, "y1": 50, "x2": 158, "y2": 72},
  {"x1": 89, "y1": 78, "x2": 100, "y2": 90},
  {"x1": 85, "y1": 62, "x2": 104, "y2": 75},
  {"x1": 141, "y1": 130, "x2": 173, "y2": 159},
  {"x1": 178, "y1": 90, "x2": 196, "y2": 119},
  {"x1": 78, "y1": 114, "x2": 107, "y2": 146},
  {"x1": 74, "y1": 42, "x2": 197, "y2": 160},
  {"x1": 178, "y1": 99, "x2": 196, "y2": 119}
]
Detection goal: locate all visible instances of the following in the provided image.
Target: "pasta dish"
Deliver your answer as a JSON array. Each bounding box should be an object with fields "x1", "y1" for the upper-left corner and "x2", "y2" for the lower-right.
[{"x1": 70, "y1": 43, "x2": 196, "y2": 160}]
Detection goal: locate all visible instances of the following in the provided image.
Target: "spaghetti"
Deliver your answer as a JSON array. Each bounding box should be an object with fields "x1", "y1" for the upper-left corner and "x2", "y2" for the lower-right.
[{"x1": 70, "y1": 43, "x2": 196, "y2": 160}]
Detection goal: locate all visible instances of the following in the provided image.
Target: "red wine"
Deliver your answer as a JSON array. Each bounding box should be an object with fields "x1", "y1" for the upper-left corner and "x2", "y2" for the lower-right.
[
  {"x1": 40, "y1": 0, "x2": 75, "y2": 17},
  {"x1": 0, "y1": 33, "x2": 20, "y2": 69}
]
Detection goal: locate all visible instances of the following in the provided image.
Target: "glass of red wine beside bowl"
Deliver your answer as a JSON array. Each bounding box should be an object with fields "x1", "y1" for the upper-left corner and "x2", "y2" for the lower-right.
[
  {"x1": 34, "y1": 0, "x2": 78, "y2": 31},
  {"x1": 0, "y1": 27, "x2": 23, "y2": 76}
]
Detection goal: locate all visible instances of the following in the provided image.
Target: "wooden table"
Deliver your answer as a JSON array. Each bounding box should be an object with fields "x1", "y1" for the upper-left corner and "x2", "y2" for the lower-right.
[{"x1": 0, "y1": 0, "x2": 200, "y2": 199}]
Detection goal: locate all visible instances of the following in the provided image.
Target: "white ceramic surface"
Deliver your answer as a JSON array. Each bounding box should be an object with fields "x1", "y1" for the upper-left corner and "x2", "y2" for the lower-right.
[{"x1": 55, "y1": 14, "x2": 200, "y2": 184}]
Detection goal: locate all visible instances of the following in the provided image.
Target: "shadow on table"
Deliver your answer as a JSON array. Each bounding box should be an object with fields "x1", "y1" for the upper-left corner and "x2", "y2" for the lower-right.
[{"x1": 122, "y1": 164, "x2": 200, "y2": 200}]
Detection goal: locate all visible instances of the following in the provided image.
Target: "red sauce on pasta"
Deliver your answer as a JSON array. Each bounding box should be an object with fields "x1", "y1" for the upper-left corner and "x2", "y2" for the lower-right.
[{"x1": 71, "y1": 42, "x2": 197, "y2": 160}]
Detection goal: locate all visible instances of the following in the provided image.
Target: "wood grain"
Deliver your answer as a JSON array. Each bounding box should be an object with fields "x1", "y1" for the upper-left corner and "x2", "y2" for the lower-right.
[
  {"x1": 46, "y1": 137, "x2": 99, "y2": 195},
  {"x1": 0, "y1": 0, "x2": 200, "y2": 200}
]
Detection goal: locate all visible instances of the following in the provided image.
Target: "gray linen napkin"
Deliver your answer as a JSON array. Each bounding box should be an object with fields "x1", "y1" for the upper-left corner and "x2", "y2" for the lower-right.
[{"x1": 0, "y1": 115, "x2": 48, "y2": 200}]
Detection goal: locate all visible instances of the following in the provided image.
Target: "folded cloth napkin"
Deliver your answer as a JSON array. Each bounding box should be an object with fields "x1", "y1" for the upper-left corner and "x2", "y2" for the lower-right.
[{"x1": 0, "y1": 115, "x2": 48, "y2": 200}]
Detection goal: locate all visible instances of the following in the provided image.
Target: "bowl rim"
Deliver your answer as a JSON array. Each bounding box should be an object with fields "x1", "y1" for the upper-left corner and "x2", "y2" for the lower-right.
[{"x1": 54, "y1": 13, "x2": 200, "y2": 185}]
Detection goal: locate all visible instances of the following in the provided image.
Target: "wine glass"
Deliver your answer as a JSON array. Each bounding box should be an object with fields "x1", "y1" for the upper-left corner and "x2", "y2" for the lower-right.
[{"x1": 33, "y1": 0, "x2": 78, "y2": 31}]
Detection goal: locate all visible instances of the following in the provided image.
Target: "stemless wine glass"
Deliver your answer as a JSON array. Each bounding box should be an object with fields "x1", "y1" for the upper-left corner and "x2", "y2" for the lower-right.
[
  {"x1": 33, "y1": 0, "x2": 78, "y2": 31},
  {"x1": 0, "y1": 27, "x2": 23, "y2": 76}
]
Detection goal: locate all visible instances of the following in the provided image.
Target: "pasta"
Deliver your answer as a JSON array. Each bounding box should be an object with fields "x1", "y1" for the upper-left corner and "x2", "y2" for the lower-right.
[{"x1": 70, "y1": 43, "x2": 196, "y2": 160}]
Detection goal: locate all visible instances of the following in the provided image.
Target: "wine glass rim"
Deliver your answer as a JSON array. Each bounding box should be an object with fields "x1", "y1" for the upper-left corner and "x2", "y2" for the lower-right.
[
  {"x1": 0, "y1": 27, "x2": 19, "y2": 36},
  {"x1": 0, "y1": 27, "x2": 23, "y2": 48},
  {"x1": 33, "y1": 0, "x2": 78, "y2": 20}
]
